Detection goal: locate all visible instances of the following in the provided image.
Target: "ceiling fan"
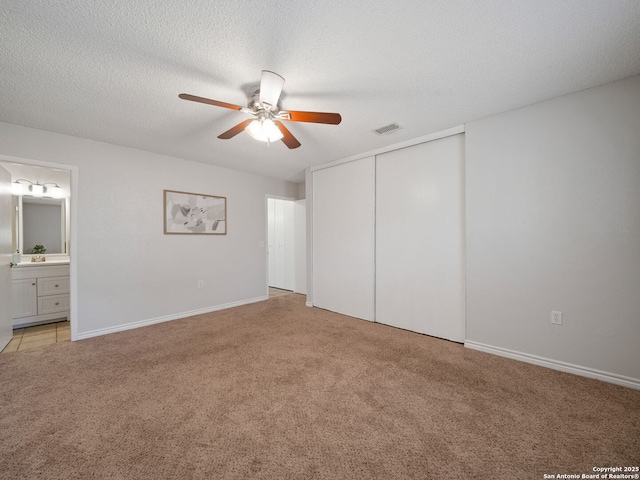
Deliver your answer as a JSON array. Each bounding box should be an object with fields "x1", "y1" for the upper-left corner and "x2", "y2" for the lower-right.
[{"x1": 179, "y1": 70, "x2": 342, "y2": 149}]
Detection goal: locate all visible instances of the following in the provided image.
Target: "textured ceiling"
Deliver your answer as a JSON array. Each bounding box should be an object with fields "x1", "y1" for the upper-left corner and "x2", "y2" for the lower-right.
[{"x1": 1, "y1": 1, "x2": 639, "y2": 182}]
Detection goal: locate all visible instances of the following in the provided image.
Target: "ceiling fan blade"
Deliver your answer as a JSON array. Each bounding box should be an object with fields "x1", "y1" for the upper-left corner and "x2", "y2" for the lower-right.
[
  {"x1": 259, "y1": 70, "x2": 285, "y2": 109},
  {"x1": 274, "y1": 121, "x2": 301, "y2": 149},
  {"x1": 279, "y1": 110, "x2": 342, "y2": 125},
  {"x1": 179, "y1": 93, "x2": 245, "y2": 111},
  {"x1": 218, "y1": 119, "x2": 254, "y2": 139}
]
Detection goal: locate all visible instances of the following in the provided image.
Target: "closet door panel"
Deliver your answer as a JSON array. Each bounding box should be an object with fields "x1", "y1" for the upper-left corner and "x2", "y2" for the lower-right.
[
  {"x1": 376, "y1": 135, "x2": 465, "y2": 341},
  {"x1": 312, "y1": 157, "x2": 375, "y2": 321}
]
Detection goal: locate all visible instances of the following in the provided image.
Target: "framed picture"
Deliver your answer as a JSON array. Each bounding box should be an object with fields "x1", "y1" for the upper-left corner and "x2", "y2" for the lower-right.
[{"x1": 164, "y1": 190, "x2": 227, "y2": 235}]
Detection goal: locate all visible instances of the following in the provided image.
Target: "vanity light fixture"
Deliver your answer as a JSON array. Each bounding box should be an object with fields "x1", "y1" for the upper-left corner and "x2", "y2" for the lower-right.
[{"x1": 11, "y1": 179, "x2": 63, "y2": 198}]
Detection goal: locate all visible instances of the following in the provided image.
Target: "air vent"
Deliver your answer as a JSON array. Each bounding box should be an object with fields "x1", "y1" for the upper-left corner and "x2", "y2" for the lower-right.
[{"x1": 373, "y1": 123, "x2": 401, "y2": 135}]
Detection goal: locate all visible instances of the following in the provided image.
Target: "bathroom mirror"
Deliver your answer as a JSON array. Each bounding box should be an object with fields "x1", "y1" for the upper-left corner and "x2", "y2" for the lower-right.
[{"x1": 18, "y1": 197, "x2": 67, "y2": 255}]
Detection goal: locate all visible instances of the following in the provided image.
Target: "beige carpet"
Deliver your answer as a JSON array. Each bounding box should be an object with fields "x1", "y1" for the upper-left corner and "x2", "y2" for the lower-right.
[{"x1": 1, "y1": 294, "x2": 638, "y2": 479}]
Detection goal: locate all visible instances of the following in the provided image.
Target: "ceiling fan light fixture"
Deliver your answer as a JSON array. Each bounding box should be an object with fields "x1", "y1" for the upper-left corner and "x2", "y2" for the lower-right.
[
  {"x1": 179, "y1": 69, "x2": 341, "y2": 149},
  {"x1": 246, "y1": 118, "x2": 283, "y2": 142}
]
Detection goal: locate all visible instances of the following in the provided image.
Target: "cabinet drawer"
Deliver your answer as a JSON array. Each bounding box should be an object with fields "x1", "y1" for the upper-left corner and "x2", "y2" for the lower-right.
[
  {"x1": 38, "y1": 294, "x2": 70, "y2": 314},
  {"x1": 37, "y1": 276, "x2": 70, "y2": 296}
]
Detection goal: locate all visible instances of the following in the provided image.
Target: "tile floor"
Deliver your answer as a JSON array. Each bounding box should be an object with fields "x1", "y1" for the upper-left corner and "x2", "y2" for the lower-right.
[
  {"x1": 269, "y1": 287, "x2": 294, "y2": 298},
  {"x1": 1, "y1": 321, "x2": 70, "y2": 354}
]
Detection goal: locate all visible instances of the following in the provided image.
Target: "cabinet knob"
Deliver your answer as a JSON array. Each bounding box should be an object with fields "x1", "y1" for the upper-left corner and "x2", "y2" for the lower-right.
[
  {"x1": 55, "y1": 302, "x2": 59, "y2": 306},
  {"x1": 32, "y1": 283, "x2": 36, "y2": 286},
  {"x1": 54, "y1": 284, "x2": 59, "y2": 287}
]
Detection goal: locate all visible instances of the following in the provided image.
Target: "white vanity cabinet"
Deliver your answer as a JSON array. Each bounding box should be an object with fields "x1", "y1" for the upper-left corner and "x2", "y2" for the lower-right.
[
  {"x1": 11, "y1": 264, "x2": 70, "y2": 327},
  {"x1": 12, "y1": 279, "x2": 38, "y2": 318}
]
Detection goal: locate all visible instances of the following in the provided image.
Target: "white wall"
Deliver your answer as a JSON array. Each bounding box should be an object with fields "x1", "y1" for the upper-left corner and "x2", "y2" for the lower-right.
[
  {"x1": 296, "y1": 182, "x2": 305, "y2": 200},
  {"x1": 0, "y1": 122, "x2": 297, "y2": 337},
  {"x1": 465, "y1": 75, "x2": 640, "y2": 385}
]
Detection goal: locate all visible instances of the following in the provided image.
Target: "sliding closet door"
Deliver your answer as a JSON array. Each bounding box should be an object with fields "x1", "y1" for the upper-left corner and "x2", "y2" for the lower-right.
[
  {"x1": 376, "y1": 135, "x2": 465, "y2": 342},
  {"x1": 312, "y1": 157, "x2": 375, "y2": 321}
]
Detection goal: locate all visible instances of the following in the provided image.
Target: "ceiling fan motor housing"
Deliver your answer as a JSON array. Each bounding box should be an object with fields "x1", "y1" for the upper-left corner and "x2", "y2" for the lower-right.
[{"x1": 248, "y1": 87, "x2": 281, "y2": 113}]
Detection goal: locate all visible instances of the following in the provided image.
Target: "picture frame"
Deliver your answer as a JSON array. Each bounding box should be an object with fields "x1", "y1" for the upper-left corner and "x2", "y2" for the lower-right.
[{"x1": 164, "y1": 189, "x2": 227, "y2": 235}]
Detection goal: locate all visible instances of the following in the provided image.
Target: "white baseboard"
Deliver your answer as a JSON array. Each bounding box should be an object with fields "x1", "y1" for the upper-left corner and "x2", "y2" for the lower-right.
[
  {"x1": 77, "y1": 295, "x2": 268, "y2": 340},
  {"x1": 305, "y1": 301, "x2": 313, "y2": 307},
  {"x1": 465, "y1": 340, "x2": 640, "y2": 391}
]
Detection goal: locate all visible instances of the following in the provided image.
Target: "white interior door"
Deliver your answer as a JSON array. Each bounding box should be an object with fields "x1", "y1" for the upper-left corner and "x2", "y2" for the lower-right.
[
  {"x1": 268, "y1": 198, "x2": 294, "y2": 290},
  {"x1": 0, "y1": 166, "x2": 13, "y2": 350},
  {"x1": 376, "y1": 135, "x2": 465, "y2": 342},
  {"x1": 312, "y1": 157, "x2": 375, "y2": 321}
]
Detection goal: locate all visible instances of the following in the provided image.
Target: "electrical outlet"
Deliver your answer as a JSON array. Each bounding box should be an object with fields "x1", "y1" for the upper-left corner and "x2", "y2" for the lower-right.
[
  {"x1": 198, "y1": 280, "x2": 204, "y2": 289},
  {"x1": 551, "y1": 310, "x2": 563, "y2": 325}
]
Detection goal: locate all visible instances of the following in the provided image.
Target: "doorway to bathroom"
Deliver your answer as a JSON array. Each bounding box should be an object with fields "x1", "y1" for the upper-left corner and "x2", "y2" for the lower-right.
[{"x1": 0, "y1": 157, "x2": 76, "y2": 352}]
